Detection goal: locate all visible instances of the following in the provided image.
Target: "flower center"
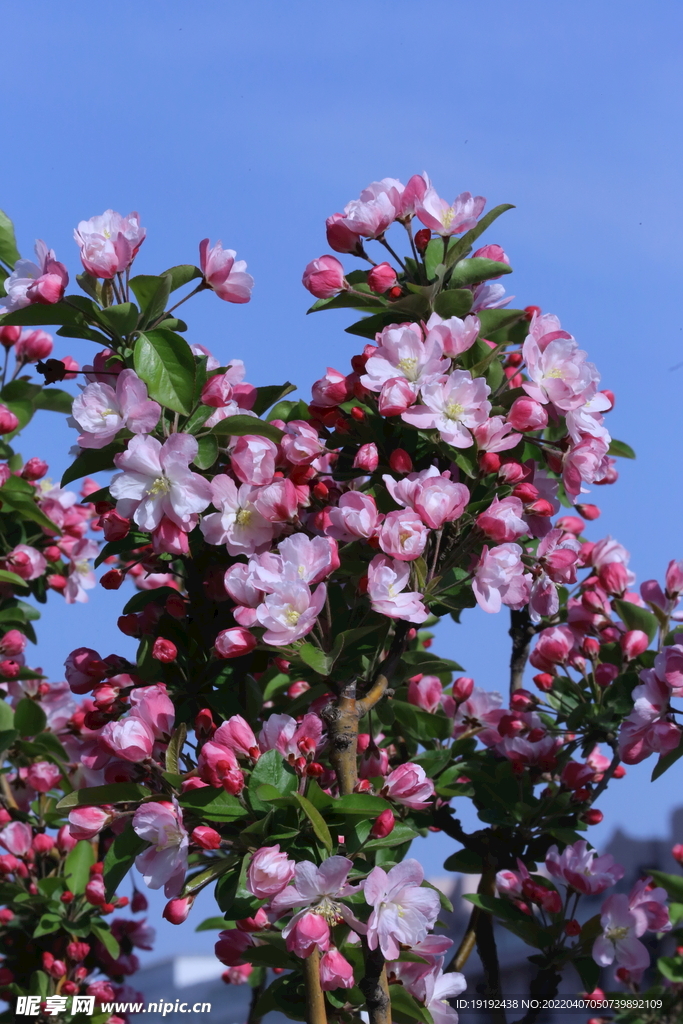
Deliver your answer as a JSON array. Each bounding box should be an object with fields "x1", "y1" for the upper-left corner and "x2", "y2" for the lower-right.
[
  {"x1": 147, "y1": 476, "x2": 170, "y2": 497},
  {"x1": 236, "y1": 508, "x2": 253, "y2": 526},
  {"x1": 441, "y1": 207, "x2": 455, "y2": 229},
  {"x1": 314, "y1": 897, "x2": 342, "y2": 924},
  {"x1": 285, "y1": 608, "x2": 301, "y2": 625},
  {"x1": 398, "y1": 357, "x2": 418, "y2": 379},
  {"x1": 75, "y1": 560, "x2": 90, "y2": 575},
  {"x1": 443, "y1": 401, "x2": 465, "y2": 421},
  {"x1": 606, "y1": 925, "x2": 630, "y2": 942},
  {"x1": 547, "y1": 368, "x2": 564, "y2": 378}
]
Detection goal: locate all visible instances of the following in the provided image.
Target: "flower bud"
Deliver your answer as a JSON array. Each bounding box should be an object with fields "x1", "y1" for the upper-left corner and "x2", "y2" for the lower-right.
[
  {"x1": 525, "y1": 498, "x2": 555, "y2": 517},
  {"x1": 84, "y1": 874, "x2": 107, "y2": 906},
  {"x1": 533, "y1": 672, "x2": 554, "y2": 692},
  {"x1": 100, "y1": 569, "x2": 124, "y2": 590},
  {"x1": 192, "y1": 825, "x2": 222, "y2": 850},
  {"x1": 370, "y1": 808, "x2": 395, "y2": 839},
  {"x1": 152, "y1": 637, "x2": 178, "y2": 663},
  {"x1": 236, "y1": 907, "x2": 269, "y2": 932},
  {"x1": 507, "y1": 397, "x2": 548, "y2": 432},
  {"x1": 32, "y1": 833, "x2": 55, "y2": 854},
  {"x1": 556, "y1": 515, "x2": 584, "y2": 535},
  {"x1": 576, "y1": 503, "x2": 600, "y2": 520},
  {"x1": 379, "y1": 378, "x2": 415, "y2": 417},
  {"x1": 452, "y1": 676, "x2": 474, "y2": 703},
  {"x1": 620, "y1": 630, "x2": 649, "y2": 660},
  {"x1": 21, "y1": 457, "x2": 49, "y2": 481},
  {"x1": 564, "y1": 919, "x2": 581, "y2": 936},
  {"x1": 479, "y1": 452, "x2": 501, "y2": 475},
  {"x1": 672, "y1": 843, "x2": 683, "y2": 865},
  {"x1": 367, "y1": 262, "x2": 397, "y2": 293},
  {"x1": 0, "y1": 908, "x2": 14, "y2": 923},
  {"x1": 414, "y1": 228, "x2": 431, "y2": 252},
  {"x1": 353, "y1": 443, "x2": 379, "y2": 473},
  {"x1": 0, "y1": 326, "x2": 21, "y2": 347},
  {"x1": 498, "y1": 460, "x2": 528, "y2": 484},
  {"x1": 302, "y1": 255, "x2": 345, "y2": 298},
  {"x1": 131, "y1": 888, "x2": 148, "y2": 912},
  {"x1": 16, "y1": 330, "x2": 53, "y2": 363},
  {"x1": 215, "y1": 628, "x2": 257, "y2": 659},
  {"x1": 510, "y1": 688, "x2": 536, "y2": 712},
  {"x1": 195, "y1": 707, "x2": 215, "y2": 741},
  {"x1": 311, "y1": 367, "x2": 349, "y2": 408},
  {"x1": 67, "y1": 941, "x2": 90, "y2": 962},
  {"x1": 581, "y1": 637, "x2": 601, "y2": 658},
  {"x1": 101, "y1": 510, "x2": 131, "y2": 542},
  {"x1": 581, "y1": 808, "x2": 603, "y2": 825},
  {"x1": 163, "y1": 895, "x2": 195, "y2": 925},
  {"x1": 0, "y1": 406, "x2": 19, "y2": 434},
  {"x1": 595, "y1": 663, "x2": 619, "y2": 688},
  {"x1": 512, "y1": 482, "x2": 539, "y2": 503},
  {"x1": 388, "y1": 448, "x2": 413, "y2": 474}
]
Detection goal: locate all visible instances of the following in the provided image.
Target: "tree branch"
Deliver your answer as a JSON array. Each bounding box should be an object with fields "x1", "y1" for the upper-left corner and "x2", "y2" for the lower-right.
[
  {"x1": 509, "y1": 608, "x2": 535, "y2": 695},
  {"x1": 303, "y1": 949, "x2": 328, "y2": 1024},
  {"x1": 360, "y1": 939, "x2": 392, "y2": 1024}
]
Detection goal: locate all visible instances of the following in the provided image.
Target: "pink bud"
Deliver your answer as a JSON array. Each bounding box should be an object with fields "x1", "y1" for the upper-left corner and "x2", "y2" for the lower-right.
[
  {"x1": 510, "y1": 688, "x2": 536, "y2": 712},
  {"x1": 597, "y1": 562, "x2": 629, "y2": 596},
  {"x1": 0, "y1": 406, "x2": 19, "y2": 434},
  {"x1": 595, "y1": 663, "x2": 619, "y2": 688},
  {"x1": 367, "y1": 262, "x2": 398, "y2": 293},
  {"x1": 452, "y1": 676, "x2": 474, "y2": 703},
  {"x1": 215, "y1": 628, "x2": 257, "y2": 659},
  {"x1": 236, "y1": 907, "x2": 269, "y2": 932},
  {"x1": 672, "y1": 844, "x2": 683, "y2": 865},
  {"x1": 163, "y1": 895, "x2": 194, "y2": 925},
  {"x1": 576, "y1": 503, "x2": 600, "y2": 521},
  {"x1": 353, "y1": 443, "x2": 379, "y2": 473},
  {"x1": 319, "y1": 947, "x2": 355, "y2": 991},
  {"x1": 512, "y1": 482, "x2": 539, "y2": 503},
  {"x1": 247, "y1": 845, "x2": 296, "y2": 899},
  {"x1": 311, "y1": 367, "x2": 349, "y2": 408},
  {"x1": 32, "y1": 833, "x2": 55, "y2": 854},
  {"x1": 201, "y1": 373, "x2": 233, "y2": 407},
  {"x1": 68, "y1": 806, "x2": 113, "y2": 842},
  {"x1": 85, "y1": 874, "x2": 107, "y2": 906},
  {"x1": 497, "y1": 460, "x2": 527, "y2": 484},
  {"x1": 379, "y1": 378, "x2": 415, "y2": 416},
  {"x1": 152, "y1": 637, "x2": 178, "y2": 663},
  {"x1": 56, "y1": 825, "x2": 77, "y2": 853},
  {"x1": 67, "y1": 941, "x2": 90, "y2": 961},
  {"x1": 0, "y1": 326, "x2": 21, "y2": 347},
  {"x1": 302, "y1": 255, "x2": 345, "y2": 298},
  {"x1": 479, "y1": 452, "x2": 501, "y2": 474},
  {"x1": 507, "y1": 397, "x2": 548, "y2": 432},
  {"x1": 16, "y1": 330, "x2": 53, "y2": 363},
  {"x1": 556, "y1": 515, "x2": 585, "y2": 535},
  {"x1": 388, "y1": 448, "x2": 413, "y2": 474},
  {"x1": 100, "y1": 510, "x2": 131, "y2": 542},
  {"x1": 0, "y1": 908, "x2": 13, "y2": 924},
  {"x1": 525, "y1": 498, "x2": 555, "y2": 517},
  {"x1": 370, "y1": 808, "x2": 395, "y2": 839},
  {"x1": 192, "y1": 825, "x2": 222, "y2": 850},
  {"x1": 620, "y1": 630, "x2": 649, "y2": 660},
  {"x1": 284, "y1": 910, "x2": 330, "y2": 957},
  {"x1": 21, "y1": 457, "x2": 49, "y2": 481},
  {"x1": 665, "y1": 559, "x2": 683, "y2": 598}
]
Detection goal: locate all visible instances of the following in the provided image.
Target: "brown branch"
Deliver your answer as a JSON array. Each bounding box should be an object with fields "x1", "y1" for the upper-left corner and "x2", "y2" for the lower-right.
[
  {"x1": 325, "y1": 680, "x2": 359, "y2": 796},
  {"x1": 303, "y1": 948, "x2": 328, "y2": 1024},
  {"x1": 450, "y1": 905, "x2": 479, "y2": 971},
  {"x1": 509, "y1": 608, "x2": 535, "y2": 695},
  {"x1": 247, "y1": 973, "x2": 266, "y2": 1024},
  {"x1": 360, "y1": 940, "x2": 392, "y2": 1024}
]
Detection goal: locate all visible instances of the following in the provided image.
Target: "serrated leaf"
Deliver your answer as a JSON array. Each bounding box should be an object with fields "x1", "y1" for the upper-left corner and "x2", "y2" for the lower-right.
[
  {"x1": 252, "y1": 382, "x2": 297, "y2": 416},
  {"x1": 162, "y1": 264, "x2": 203, "y2": 292},
  {"x1": 449, "y1": 257, "x2": 513, "y2": 287},
  {"x1": 180, "y1": 788, "x2": 248, "y2": 822},
  {"x1": 129, "y1": 273, "x2": 172, "y2": 327},
  {"x1": 134, "y1": 328, "x2": 195, "y2": 414},
  {"x1": 210, "y1": 414, "x2": 284, "y2": 443}
]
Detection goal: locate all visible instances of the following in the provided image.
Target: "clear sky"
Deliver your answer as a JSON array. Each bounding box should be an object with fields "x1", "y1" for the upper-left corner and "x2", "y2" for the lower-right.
[{"x1": 3, "y1": 0, "x2": 683, "y2": 963}]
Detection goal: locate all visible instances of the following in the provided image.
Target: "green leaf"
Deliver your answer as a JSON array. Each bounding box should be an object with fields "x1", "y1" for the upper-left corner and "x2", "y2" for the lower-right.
[
  {"x1": 293, "y1": 792, "x2": 332, "y2": 852},
  {"x1": 165, "y1": 723, "x2": 187, "y2": 774},
  {"x1": 97, "y1": 302, "x2": 139, "y2": 337},
  {"x1": 402, "y1": 650, "x2": 463, "y2": 672},
  {"x1": 0, "y1": 300, "x2": 84, "y2": 327},
  {"x1": 443, "y1": 848, "x2": 484, "y2": 873},
  {"x1": 180, "y1": 788, "x2": 248, "y2": 822},
  {"x1": 56, "y1": 782, "x2": 150, "y2": 810},
  {"x1": 29, "y1": 969, "x2": 49, "y2": 998},
  {"x1": 195, "y1": 916, "x2": 233, "y2": 932},
  {"x1": 60, "y1": 441, "x2": 123, "y2": 487},
  {"x1": 14, "y1": 698, "x2": 46, "y2": 737},
  {"x1": 658, "y1": 955, "x2": 683, "y2": 982},
  {"x1": 193, "y1": 434, "x2": 219, "y2": 469},
  {"x1": 444, "y1": 204, "x2": 516, "y2": 269},
  {"x1": 163, "y1": 264, "x2": 203, "y2": 292},
  {"x1": 433, "y1": 289, "x2": 473, "y2": 319},
  {"x1": 450, "y1": 257, "x2": 513, "y2": 288},
  {"x1": 613, "y1": 598, "x2": 658, "y2": 643},
  {"x1": 64, "y1": 840, "x2": 96, "y2": 894},
  {"x1": 103, "y1": 824, "x2": 147, "y2": 899},
  {"x1": 608, "y1": 438, "x2": 636, "y2": 460},
  {"x1": 476, "y1": 308, "x2": 526, "y2": 336},
  {"x1": 646, "y1": 870, "x2": 683, "y2": 903},
  {"x1": 0, "y1": 568, "x2": 29, "y2": 588},
  {"x1": 390, "y1": 983, "x2": 434, "y2": 1024},
  {"x1": 252, "y1": 382, "x2": 297, "y2": 416},
  {"x1": 210, "y1": 414, "x2": 284, "y2": 443},
  {"x1": 0, "y1": 701, "x2": 14, "y2": 731},
  {"x1": 248, "y1": 749, "x2": 297, "y2": 813},
  {"x1": 122, "y1": 586, "x2": 178, "y2": 614},
  {"x1": 574, "y1": 956, "x2": 601, "y2": 992},
  {"x1": 365, "y1": 821, "x2": 418, "y2": 849},
  {"x1": 0, "y1": 209, "x2": 21, "y2": 269},
  {"x1": 0, "y1": 482, "x2": 59, "y2": 533},
  {"x1": 652, "y1": 732, "x2": 683, "y2": 781},
  {"x1": 333, "y1": 793, "x2": 391, "y2": 815},
  {"x1": 298, "y1": 642, "x2": 331, "y2": 676},
  {"x1": 33, "y1": 913, "x2": 62, "y2": 938},
  {"x1": 91, "y1": 922, "x2": 121, "y2": 960},
  {"x1": 0, "y1": 728, "x2": 18, "y2": 757},
  {"x1": 35, "y1": 388, "x2": 73, "y2": 414},
  {"x1": 134, "y1": 328, "x2": 196, "y2": 415},
  {"x1": 129, "y1": 273, "x2": 172, "y2": 327}
]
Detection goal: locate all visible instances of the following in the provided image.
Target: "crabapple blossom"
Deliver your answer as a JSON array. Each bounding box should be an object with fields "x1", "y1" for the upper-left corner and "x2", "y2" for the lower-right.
[
  {"x1": 384, "y1": 467, "x2": 469, "y2": 528},
  {"x1": 562, "y1": 436, "x2": 610, "y2": 499},
  {"x1": 327, "y1": 491, "x2": 380, "y2": 541},
  {"x1": 284, "y1": 912, "x2": 330, "y2": 957},
  {"x1": 213, "y1": 715, "x2": 259, "y2": 759},
  {"x1": 333, "y1": 191, "x2": 396, "y2": 239},
  {"x1": 253, "y1": 477, "x2": 299, "y2": 522},
  {"x1": 247, "y1": 845, "x2": 297, "y2": 899},
  {"x1": 383, "y1": 763, "x2": 435, "y2": 810},
  {"x1": 523, "y1": 333, "x2": 600, "y2": 412},
  {"x1": 111, "y1": 433, "x2": 212, "y2": 532},
  {"x1": 197, "y1": 740, "x2": 244, "y2": 792},
  {"x1": 507, "y1": 396, "x2": 549, "y2": 432},
  {"x1": 592, "y1": 894, "x2": 650, "y2": 976},
  {"x1": 472, "y1": 414, "x2": 521, "y2": 453},
  {"x1": 101, "y1": 715, "x2": 156, "y2": 762},
  {"x1": 416, "y1": 188, "x2": 486, "y2": 236},
  {"x1": 311, "y1": 367, "x2": 350, "y2": 408},
  {"x1": 367, "y1": 554, "x2": 428, "y2": 623},
  {"x1": 367, "y1": 262, "x2": 397, "y2": 293},
  {"x1": 302, "y1": 256, "x2": 345, "y2": 298},
  {"x1": 4, "y1": 544, "x2": 46, "y2": 581},
  {"x1": 200, "y1": 476, "x2": 274, "y2": 556},
  {"x1": 23, "y1": 761, "x2": 61, "y2": 793},
  {"x1": 452, "y1": 687, "x2": 506, "y2": 743},
  {"x1": 361, "y1": 323, "x2": 448, "y2": 393},
  {"x1": 64, "y1": 538, "x2": 98, "y2": 604},
  {"x1": 353, "y1": 442, "x2": 379, "y2": 472},
  {"x1": 258, "y1": 712, "x2": 323, "y2": 758},
  {"x1": 15, "y1": 329, "x2": 53, "y2": 363},
  {"x1": 477, "y1": 496, "x2": 527, "y2": 543},
  {"x1": 273, "y1": 857, "x2": 363, "y2": 949},
  {"x1": 378, "y1": 376, "x2": 417, "y2": 415},
  {"x1": 255, "y1": 581, "x2": 326, "y2": 645},
  {"x1": 425, "y1": 312, "x2": 480, "y2": 357},
  {"x1": 378, "y1": 509, "x2": 428, "y2": 561},
  {"x1": 199, "y1": 239, "x2": 254, "y2": 303},
  {"x1": 74, "y1": 210, "x2": 146, "y2": 278},
  {"x1": 281, "y1": 420, "x2": 325, "y2": 465},
  {"x1": 473, "y1": 543, "x2": 531, "y2": 613},
  {"x1": 402, "y1": 370, "x2": 491, "y2": 447},
  {"x1": 129, "y1": 684, "x2": 175, "y2": 739},
  {"x1": 71, "y1": 370, "x2": 161, "y2": 449},
  {"x1": 424, "y1": 968, "x2": 468, "y2": 1024},
  {"x1": 215, "y1": 628, "x2": 258, "y2": 659},
  {"x1": 230, "y1": 436, "x2": 278, "y2": 486},
  {"x1": 0, "y1": 821, "x2": 32, "y2": 855},
  {"x1": 545, "y1": 840, "x2": 625, "y2": 895},
  {"x1": 618, "y1": 667, "x2": 682, "y2": 764},
  {"x1": 2, "y1": 241, "x2": 68, "y2": 311},
  {"x1": 365, "y1": 859, "x2": 440, "y2": 959},
  {"x1": 319, "y1": 948, "x2": 355, "y2": 990},
  {"x1": 408, "y1": 675, "x2": 443, "y2": 713},
  {"x1": 68, "y1": 807, "x2": 113, "y2": 842},
  {"x1": 529, "y1": 625, "x2": 576, "y2": 673},
  {"x1": 628, "y1": 877, "x2": 671, "y2": 933},
  {"x1": 133, "y1": 800, "x2": 189, "y2": 898}
]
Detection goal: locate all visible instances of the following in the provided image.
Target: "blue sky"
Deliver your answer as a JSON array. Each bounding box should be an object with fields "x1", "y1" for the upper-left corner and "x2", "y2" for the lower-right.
[{"x1": 3, "y1": 0, "x2": 683, "y2": 962}]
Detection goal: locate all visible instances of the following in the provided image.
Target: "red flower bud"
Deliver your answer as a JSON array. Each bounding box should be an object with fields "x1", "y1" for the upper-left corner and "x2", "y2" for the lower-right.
[
  {"x1": 581, "y1": 808, "x2": 603, "y2": 825},
  {"x1": 533, "y1": 673, "x2": 554, "y2": 692},
  {"x1": 452, "y1": 676, "x2": 474, "y2": 703},
  {"x1": 564, "y1": 919, "x2": 581, "y2": 936},
  {"x1": 620, "y1": 630, "x2": 649, "y2": 660},
  {"x1": 595, "y1": 663, "x2": 619, "y2": 688},
  {"x1": 368, "y1": 262, "x2": 398, "y2": 294},
  {"x1": 524, "y1": 305, "x2": 541, "y2": 320},
  {"x1": 414, "y1": 228, "x2": 431, "y2": 252},
  {"x1": 163, "y1": 895, "x2": 194, "y2": 925},
  {"x1": 152, "y1": 637, "x2": 178, "y2": 663},
  {"x1": 388, "y1": 449, "x2": 413, "y2": 474},
  {"x1": 192, "y1": 826, "x2": 222, "y2": 850},
  {"x1": 509, "y1": 688, "x2": 536, "y2": 712},
  {"x1": 100, "y1": 569, "x2": 124, "y2": 590},
  {"x1": 370, "y1": 809, "x2": 395, "y2": 839}
]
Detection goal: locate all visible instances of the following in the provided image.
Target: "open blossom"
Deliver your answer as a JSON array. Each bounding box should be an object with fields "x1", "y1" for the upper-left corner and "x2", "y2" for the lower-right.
[
  {"x1": 213, "y1": 715, "x2": 259, "y2": 759},
  {"x1": 529, "y1": 624, "x2": 576, "y2": 673},
  {"x1": 416, "y1": 188, "x2": 486, "y2": 236},
  {"x1": 272, "y1": 856, "x2": 361, "y2": 921},
  {"x1": 379, "y1": 509, "x2": 428, "y2": 561},
  {"x1": 523, "y1": 334, "x2": 600, "y2": 412},
  {"x1": 197, "y1": 739, "x2": 244, "y2": 791},
  {"x1": 253, "y1": 534, "x2": 339, "y2": 588},
  {"x1": 281, "y1": 420, "x2": 325, "y2": 465},
  {"x1": 592, "y1": 894, "x2": 650, "y2": 976},
  {"x1": 201, "y1": 476, "x2": 275, "y2": 555},
  {"x1": 332, "y1": 191, "x2": 396, "y2": 240},
  {"x1": 365, "y1": 859, "x2": 440, "y2": 959},
  {"x1": 473, "y1": 415, "x2": 521, "y2": 453},
  {"x1": 402, "y1": 371, "x2": 491, "y2": 448},
  {"x1": 424, "y1": 968, "x2": 467, "y2": 1024},
  {"x1": 361, "y1": 324, "x2": 448, "y2": 394},
  {"x1": 75, "y1": 210, "x2": 146, "y2": 278},
  {"x1": 327, "y1": 491, "x2": 380, "y2": 541},
  {"x1": 2, "y1": 240, "x2": 69, "y2": 311},
  {"x1": 64, "y1": 538, "x2": 99, "y2": 604},
  {"x1": 477, "y1": 496, "x2": 527, "y2": 543},
  {"x1": 565, "y1": 390, "x2": 612, "y2": 445},
  {"x1": 4, "y1": 544, "x2": 46, "y2": 581},
  {"x1": 129, "y1": 684, "x2": 175, "y2": 739},
  {"x1": 319, "y1": 948, "x2": 355, "y2": 991},
  {"x1": 367, "y1": 554, "x2": 428, "y2": 623},
  {"x1": 425, "y1": 312, "x2": 480, "y2": 357},
  {"x1": 0, "y1": 821, "x2": 32, "y2": 855},
  {"x1": 71, "y1": 370, "x2": 161, "y2": 449},
  {"x1": 628, "y1": 877, "x2": 671, "y2": 933},
  {"x1": 258, "y1": 712, "x2": 324, "y2": 758},
  {"x1": 111, "y1": 433, "x2": 212, "y2": 532},
  {"x1": 562, "y1": 435, "x2": 610, "y2": 499},
  {"x1": 133, "y1": 800, "x2": 189, "y2": 898},
  {"x1": 247, "y1": 845, "x2": 296, "y2": 899},
  {"x1": 473, "y1": 543, "x2": 531, "y2": 613},
  {"x1": 383, "y1": 763, "x2": 435, "y2": 810},
  {"x1": 618, "y1": 667, "x2": 682, "y2": 764},
  {"x1": 255, "y1": 581, "x2": 326, "y2": 645},
  {"x1": 383, "y1": 466, "x2": 469, "y2": 529},
  {"x1": 545, "y1": 840, "x2": 625, "y2": 895},
  {"x1": 199, "y1": 239, "x2": 254, "y2": 303},
  {"x1": 101, "y1": 714, "x2": 156, "y2": 762}
]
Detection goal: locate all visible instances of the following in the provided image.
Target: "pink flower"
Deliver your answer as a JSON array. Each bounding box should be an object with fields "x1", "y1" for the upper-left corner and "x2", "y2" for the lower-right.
[
  {"x1": 68, "y1": 806, "x2": 113, "y2": 842},
  {"x1": 281, "y1": 420, "x2": 325, "y2": 466},
  {"x1": 383, "y1": 763, "x2": 435, "y2": 810},
  {"x1": 545, "y1": 840, "x2": 625, "y2": 895},
  {"x1": 416, "y1": 188, "x2": 486, "y2": 236},
  {"x1": 65, "y1": 647, "x2": 108, "y2": 695},
  {"x1": 215, "y1": 627, "x2": 258, "y2": 659},
  {"x1": 247, "y1": 844, "x2": 297, "y2": 899},
  {"x1": 368, "y1": 262, "x2": 397, "y2": 294},
  {"x1": 365, "y1": 859, "x2": 440, "y2": 959},
  {"x1": 201, "y1": 476, "x2": 275, "y2": 555},
  {"x1": 523, "y1": 334, "x2": 600, "y2": 412},
  {"x1": 2, "y1": 242, "x2": 68, "y2": 312},
  {"x1": 477, "y1": 496, "x2": 527, "y2": 543},
  {"x1": 101, "y1": 715, "x2": 156, "y2": 762},
  {"x1": 379, "y1": 376, "x2": 418, "y2": 415},
  {"x1": 197, "y1": 741, "x2": 244, "y2": 792},
  {"x1": 507, "y1": 396, "x2": 549, "y2": 432},
  {"x1": 4, "y1": 544, "x2": 46, "y2": 581},
  {"x1": 24, "y1": 761, "x2": 61, "y2": 793},
  {"x1": 319, "y1": 948, "x2": 354, "y2": 990},
  {"x1": 384, "y1": 467, "x2": 469, "y2": 529},
  {"x1": 361, "y1": 324, "x2": 448, "y2": 393},
  {"x1": 408, "y1": 675, "x2": 443, "y2": 713},
  {"x1": 71, "y1": 369, "x2": 161, "y2": 449},
  {"x1": 273, "y1": 856, "x2": 363, "y2": 945},
  {"x1": 15, "y1": 329, "x2": 53, "y2": 363},
  {"x1": 230, "y1": 436, "x2": 278, "y2": 486},
  {"x1": 284, "y1": 912, "x2": 330, "y2": 957},
  {"x1": 163, "y1": 896, "x2": 194, "y2": 925},
  {"x1": 562, "y1": 436, "x2": 610, "y2": 499},
  {"x1": 424, "y1": 967, "x2": 467, "y2": 1024},
  {"x1": 333, "y1": 192, "x2": 396, "y2": 240},
  {"x1": 199, "y1": 239, "x2": 254, "y2": 303},
  {"x1": 402, "y1": 371, "x2": 491, "y2": 448},
  {"x1": 222, "y1": 964, "x2": 253, "y2": 984},
  {"x1": 473, "y1": 543, "x2": 531, "y2": 613},
  {"x1": 253, "y1": 477, "x2": 299, "y2": 522},
  {"x1": 367, "y1": 554, "x2": 428, "y2": 623},
  {"x1": 129, "y1": 684, "x2": 175, "y2": 739},
  {"x1": 258, "y1": 712, "x2": 323, "y2": 758},
  {"x1": 592, "y1": 894, "x2": 650, "y2": 976},
  {"x1": 276, "y1": 534, "x2": 340, "y2": 585},
  {"x1": 472, "y1": 415, "x2": 521, "y2": 453},
  {"x1": 527, "y1": 310, "x2": 573, "y2": 352},
  {"x1": 0, "y1": 821, "x2": 32, "y2": 855},
  {"x1": 354, "y1": 443, "x2": 379, "y2": 472},
  {"x1": 618, "y1": 670, "x2": 682, "y2": 764},
  {"x1": 311, "y1": 367, "x2": 350, "y2": 408},
  {"x1": 64, "y1": 538, "x2": 99, "y2": 604},
  {"x1": 529, "y1": 625, "x2": 576, "y2": 673},
  {"x1": 133, "y1": 800, "x2": 189, "y2": 898},
  {"x1": 213, "y1": 715, "x2": 259, "y2": 758},
  {"x1": 327, "y1": 491, "x2": 380, "y2": 541},
  {"x1": 628, "y1": 877, "x2": 671, "y2": 933},
  {"x1": 425, "y1": 312, "x2": 480, "y2": 357},
  {"x1": 256, "y1": 581, "x2": 327, "y2": 645},
  {"x1": 111, "y1": 433, "x2": 212, "y2": 532},
  {"x1": 378, "y1": 509, "x2": 428, "y2": 561},
  {"x1": 325, "y1": 212, "x2": 364, "y2": 255},
  {"x1": 302, "y1": 256, "x2": 345, "y2": 298},
  {"x1": 74, "y1": 210, "x2": 146, "y2": 278}
]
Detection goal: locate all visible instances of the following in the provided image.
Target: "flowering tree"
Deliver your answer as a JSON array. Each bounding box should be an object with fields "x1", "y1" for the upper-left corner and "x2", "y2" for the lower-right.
[{"x1": 1, "y1": 181, "x2": 683, "y2": 1024}]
